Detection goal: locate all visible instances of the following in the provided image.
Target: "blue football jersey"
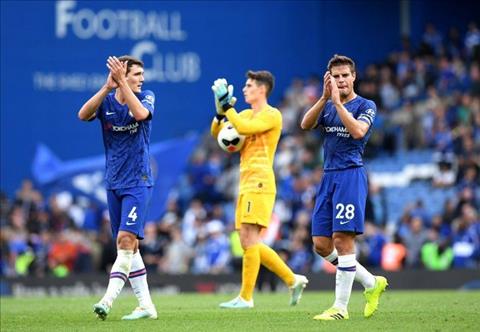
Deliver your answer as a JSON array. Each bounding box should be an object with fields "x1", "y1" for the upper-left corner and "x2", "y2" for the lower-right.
[
  {"x1": 95, "y1": 90, "x2": 155, "y2": 189},
  {"x1": 317, "y1": 96, "x2": 376, "y2": 171}
]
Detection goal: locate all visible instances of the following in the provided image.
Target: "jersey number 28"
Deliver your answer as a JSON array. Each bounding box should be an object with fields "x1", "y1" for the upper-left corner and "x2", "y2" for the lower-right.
[{"x1": 335, "y1": 203, "x2": 355, "y2": 220}]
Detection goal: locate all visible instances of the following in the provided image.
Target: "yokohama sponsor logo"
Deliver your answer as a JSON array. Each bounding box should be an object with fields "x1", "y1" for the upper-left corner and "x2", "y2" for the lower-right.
[
  {"x1": 112, "y1": 122, "x2": 139, "y2": 132},
  {"x1": 325, "y1": 126, "x2": 350, "y2": 137},
  {"x1": 325, "y1": 126, "x2": 348, "y2": 133}
]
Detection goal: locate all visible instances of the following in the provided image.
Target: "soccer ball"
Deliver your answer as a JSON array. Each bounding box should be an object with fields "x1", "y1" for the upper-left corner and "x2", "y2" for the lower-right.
[{"x1": 217, "y1": 122, "x2": 245, "y2": 153}]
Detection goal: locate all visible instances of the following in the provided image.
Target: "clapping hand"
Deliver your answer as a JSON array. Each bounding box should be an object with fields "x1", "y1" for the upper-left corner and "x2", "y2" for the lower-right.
[{"x1": 212, "y1": 78, "x2": 236, "y2": 115}]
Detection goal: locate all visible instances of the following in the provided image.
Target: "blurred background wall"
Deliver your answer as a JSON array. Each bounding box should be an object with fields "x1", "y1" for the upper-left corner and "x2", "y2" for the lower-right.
[{"x1": 2, "y1": 0, "x2": 478, "y2": 194}]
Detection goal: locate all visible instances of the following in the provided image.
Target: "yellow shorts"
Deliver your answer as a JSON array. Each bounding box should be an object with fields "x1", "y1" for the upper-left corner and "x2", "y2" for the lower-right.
[{"x1": 235, "y1": 193, "x2": 275, "y2": 229}]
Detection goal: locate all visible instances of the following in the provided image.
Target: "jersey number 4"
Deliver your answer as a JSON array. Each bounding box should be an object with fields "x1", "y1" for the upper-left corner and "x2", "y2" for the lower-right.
[{"x1": 128, "y1": 206, "x2": 138, "y2": 221}]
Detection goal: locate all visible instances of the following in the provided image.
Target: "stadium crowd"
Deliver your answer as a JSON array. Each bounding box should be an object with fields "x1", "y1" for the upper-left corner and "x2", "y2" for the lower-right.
[{"x1": 1, "y1": 23, "x2": 479, "y2": 278}]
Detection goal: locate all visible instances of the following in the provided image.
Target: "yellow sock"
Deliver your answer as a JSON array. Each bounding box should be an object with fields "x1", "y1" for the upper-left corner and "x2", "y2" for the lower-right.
[
  {"x1": 259, "y1": 243, "x2": 295, "y2": 286},
  {"x1": 239, "y1": 244, "x2": 261, "y2": 301}
]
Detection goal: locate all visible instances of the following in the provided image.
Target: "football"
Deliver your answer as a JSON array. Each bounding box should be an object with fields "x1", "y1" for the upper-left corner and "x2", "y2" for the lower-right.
[{"x1": 217, "y1": 122, "x2": 245, "y2": 153}]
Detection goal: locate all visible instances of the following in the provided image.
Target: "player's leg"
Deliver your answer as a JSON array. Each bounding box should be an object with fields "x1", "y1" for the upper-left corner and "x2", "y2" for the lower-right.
[
  {"x1": 313, "y1": 169, "x2": 377, "y2": 292},
  {"x1": 318, "y1": 167, "x2": 387, "y2": 320},
  {"x1": 119, "y1": 187, "x2": 157, "y2": 320},
  {"x1": 258, "y1": 243, "x2": 308, "y2": 305},
  {"x1": 313, "y1": 232, "x2": 355, "y2": 321},
  {"x1": 253, "y1": 193, "x2": 308, "y2": 305},
  {"x1": 312, "y1": 172, "x2": 350, "y2": 320},
  {"x1": 313, "y1": 239, "x2": 376, "y2": 290},
  {"x1": 220, "y1": 223, "x2": 260, "y2": 308},
  {"x1": 97, "y1": 230, "x2": 135, "y2": 310},
  {"x1": 363, "y1": 275, "x2": 388, "y2": 318},
  {"x1": 337, "y1": 167, "x2": 387, "y2": 317},
  {"x1": 94, "y1": 189, "x2": 126, "y2": 320},
  {"x1": 332, "y1": 232, "x2": 357, "y2": 312},
  {"x1": 238, "y1": 223, "x2": 262, "y2": 302},
  {"x1": 219, "y1": 194, "x2": 258, "y2": 309},
  {"x1": 314, "y1": 236, "x2": 387, "y2": 319},
  {"x1": 325, "y1": 168, "x2": 366, "y2": 319},
  {"x1": 122, "y1": 247, "x2": 158, "y2": 320}
]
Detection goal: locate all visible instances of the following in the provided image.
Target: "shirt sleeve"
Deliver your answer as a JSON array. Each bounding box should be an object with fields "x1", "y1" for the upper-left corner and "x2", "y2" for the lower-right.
[
  {"x1": 225, "y1": 108, "x2": 280, "y2": 135},
  {"x1": 317, "y1": 101, "x2": 332, "y2": 127},
  {"x1": 210, "y1": 116, "x2": 227, "y2": 139},
  {"x1": 141, "y1": 90, "x2": 155, "y2": 120},
  {"x1": 356, "y1": 100, "x2": 376, "y2": 127},
  {"x1": 93, "y1": 99, "x2": 106, "y2": 122}
]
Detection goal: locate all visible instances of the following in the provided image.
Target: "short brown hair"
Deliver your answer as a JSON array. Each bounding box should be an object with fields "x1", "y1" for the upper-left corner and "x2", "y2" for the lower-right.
[
  {"x1": 246, "y1": 70, "x2": 274, "y2": 97},
  {"x1": 327, "y1": 54, "x2": 356, "y2": 74},
  {"x1": 118, "y1": 55, "x2": 144, "y2": 75}
]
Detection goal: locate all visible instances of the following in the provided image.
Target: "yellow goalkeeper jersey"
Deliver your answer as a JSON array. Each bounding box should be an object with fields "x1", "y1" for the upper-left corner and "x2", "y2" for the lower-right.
[{"x1": 211, "y1": 104, "x2": 282, "y2": 194}]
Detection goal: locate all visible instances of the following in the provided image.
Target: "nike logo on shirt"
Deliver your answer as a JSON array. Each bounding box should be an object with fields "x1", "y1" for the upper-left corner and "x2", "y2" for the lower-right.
[
  {"x1": 126, "y1": 221, "x2": 136, "y2": 226},
  {"x1": 106, "y1": 111, "x2": 115, "y2": 115},
  {"x1": 339, "y1": 220, "x2": 350, "y2": 225}
]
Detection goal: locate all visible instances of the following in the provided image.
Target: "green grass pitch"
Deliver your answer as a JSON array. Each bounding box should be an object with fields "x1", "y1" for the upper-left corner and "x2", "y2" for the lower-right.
[{"x1": 1, "y1": 290, "x2": 479, "y2": 331}]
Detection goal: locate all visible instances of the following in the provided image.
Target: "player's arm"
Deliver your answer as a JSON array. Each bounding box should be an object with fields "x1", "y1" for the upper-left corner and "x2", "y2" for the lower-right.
[
  {"x1": 107, "y1": 56, "x2": 150, "y2": 121},
  {"x1": 300, "y1": 96, "x2": 328, "y2": 130},
  {"x1": 211, "y1": 78, "x2": 276, "y2": 135},
  {"x1": 140, "y1": 90, "x2": 155, "y2": 121},
  {"x1": 224, "y1": 108, "x2": 275, "y2": 135},
  {"x1": 334, "y1": 103, "x2": 370, "y2": 139},
  {"x1": 210, "y1": 78, "x2": 237, "y2": 138},
  {"x1": 116, "y1": 80, "x2": 150, "y2": 121},
  {"x1": 78, "y1": 73, "x2": 116, "y2": 121},
  {"x1": 301, "y1": 71, "x2": 331, "y2": 130},
  {"x1": 210, "y1": 115, "x2": 227, "y2": 139}
]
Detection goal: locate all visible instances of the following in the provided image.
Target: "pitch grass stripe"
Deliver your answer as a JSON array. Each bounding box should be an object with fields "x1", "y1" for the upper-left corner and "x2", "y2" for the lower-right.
[{"x1": 2, "y1": 290, "x2": 480, "y2": 331}]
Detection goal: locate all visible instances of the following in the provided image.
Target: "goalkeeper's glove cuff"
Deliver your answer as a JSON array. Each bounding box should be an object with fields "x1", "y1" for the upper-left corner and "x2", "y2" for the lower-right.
[
  {"x1": 215, "y1": 114, "x2": 225, "y2": 121},
  {"x1": 222, "y1": 104, "x2": 233, "y2": 112}
]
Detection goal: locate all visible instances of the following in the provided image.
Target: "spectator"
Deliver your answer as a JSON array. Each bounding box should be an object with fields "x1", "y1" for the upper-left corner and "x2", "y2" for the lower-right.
[
  {"x1": 381, "y1": 234, "x2": 407, "y2": 271},
  {"x1": 464, "y1": 22, "x2": 480, "y2": 59},
  {"x1": 139, "y1": 223, "x2": 163, "y2": 273},
  {"x1": 403, "y1": 216, "x2": 429, "y2": 268},
  {"x1": 451, "y1": 204, "x2": 480, "y2": 268},
  {"x1": 358, "y1": 223, "x2": 387, "y2": 268},
  {"x1": 47, "y1": 231, "x2": 78, "y2": 277},
  {"x1": 421, "y1": 229, "x2": 453, "y2": 270},
  {"x1": 422, "y1": 23, "x2": 443, "y2": 56},
  {"x1": 161, "y1": 226, "x2": 193, "y2": 274}
]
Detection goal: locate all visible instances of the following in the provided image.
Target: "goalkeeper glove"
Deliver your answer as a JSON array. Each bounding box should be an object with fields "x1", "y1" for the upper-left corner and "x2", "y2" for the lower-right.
[
  {"x1": 214, "y1": 95, "x2": 237, "y2": 120},
  {"x1": 212, "y1": 78, "x2": 235, "y2": 110}
]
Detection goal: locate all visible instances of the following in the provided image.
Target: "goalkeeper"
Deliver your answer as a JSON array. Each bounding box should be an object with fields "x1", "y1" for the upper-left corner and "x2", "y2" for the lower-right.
[{"x1": 210, "y1": 71, "x2": 308, "y2": 309}]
